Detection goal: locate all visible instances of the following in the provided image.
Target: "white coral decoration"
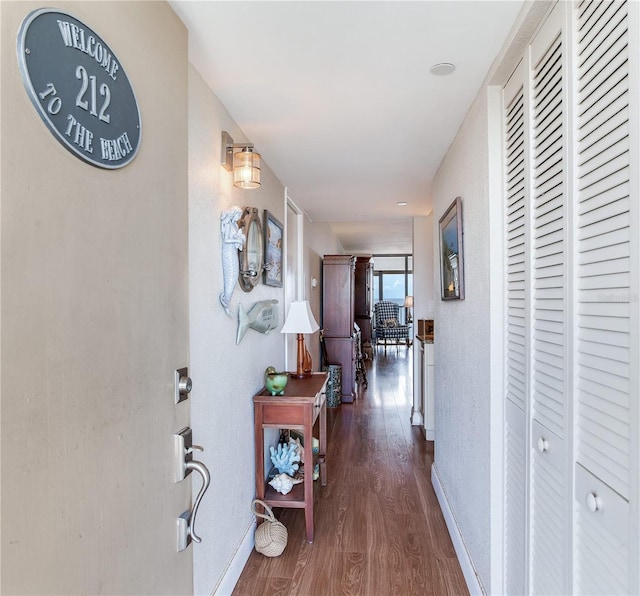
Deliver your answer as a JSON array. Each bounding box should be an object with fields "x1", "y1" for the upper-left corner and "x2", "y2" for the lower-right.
[
  {"x1": 268, "y1": 473, "x2": 303, "y2": 495},
  {"x1": 270, "y1": 442, "x2": 300, "y2": 475}
]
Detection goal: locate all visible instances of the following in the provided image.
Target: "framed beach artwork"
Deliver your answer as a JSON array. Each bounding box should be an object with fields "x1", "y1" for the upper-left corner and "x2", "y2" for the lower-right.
[
  {"x1": 439, "y1": 197, "x2": 464, "y2": 300},
  {"x1": 263, "y1": 210, "x2": 284, "y2": 287}
]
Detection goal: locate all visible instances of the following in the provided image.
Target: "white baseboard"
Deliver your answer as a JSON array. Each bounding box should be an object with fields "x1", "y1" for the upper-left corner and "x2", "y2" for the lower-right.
[
  {"x1": 212, "y1": 520, "x2": 255, "y2": 596},
  {"x1": 431, "y1": 463, "x2": 484, "y2": 595}
]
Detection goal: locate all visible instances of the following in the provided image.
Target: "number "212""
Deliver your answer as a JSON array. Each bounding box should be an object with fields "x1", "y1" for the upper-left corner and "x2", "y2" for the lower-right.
[{"x1": 75, "y1": 65, "x2": 110, "y2": 124}]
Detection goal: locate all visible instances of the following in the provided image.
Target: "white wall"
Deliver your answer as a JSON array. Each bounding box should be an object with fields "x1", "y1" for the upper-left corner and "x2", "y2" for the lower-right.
[
  {"x1": 306, "y1": 221, "x2": 344, "y2": 258},
  {"x1": 412, "y1": 215, "x2": 434, "y2": 424},
  {"x1": 413, "y1": 215, "x2": 435, "y2": 323},
  {"x1": 187, "y1": 66, "x2": 287, "y2": 594},
  {"x1": 431, "y1": 90, "x2": 494, "y2": 591},
  {"x1": 428, "y1": 4, "x2": 552, "y2": 591},
  {"x1": 187, "y1": 67, "x2": 345, "y2": 594},
  {"x1": 304, "y1": 220, "x2": 344, "y2": 368}
]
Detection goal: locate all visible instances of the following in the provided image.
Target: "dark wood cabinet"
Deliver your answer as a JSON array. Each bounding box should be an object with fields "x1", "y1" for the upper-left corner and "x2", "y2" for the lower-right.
[
  {"x1": 354, "y1": 256, "x2": 373, "y2": 345},
  {"x1": 322, "y1": 255, "x2": 355, "y2": 337},
  {"x1": 322, "y1": 336, "x2": 356, "y2": 402},
  {"x1": 322, "y1": 255, "x2": 356, "y2": 402}
]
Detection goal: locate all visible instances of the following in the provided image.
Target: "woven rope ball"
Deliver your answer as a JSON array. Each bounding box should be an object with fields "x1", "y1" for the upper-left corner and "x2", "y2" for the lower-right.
[{"x1": 252, "y1": 499, "x2": 288, "y2": 557}]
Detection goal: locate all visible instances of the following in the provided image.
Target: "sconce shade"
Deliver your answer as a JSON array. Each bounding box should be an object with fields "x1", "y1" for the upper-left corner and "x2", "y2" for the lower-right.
[
  {"x1": 221, "y1": 131, "x2": 261, "y2": 189},
  {"x1": 233, "y1": 147, "x2": 261, "y2": 189},
  {"x1": 281, "y1": 301, "x2": 319, "y2": 334},
  {"x1": 404, "y1": 296, "x2": 414, "y2": 308}
]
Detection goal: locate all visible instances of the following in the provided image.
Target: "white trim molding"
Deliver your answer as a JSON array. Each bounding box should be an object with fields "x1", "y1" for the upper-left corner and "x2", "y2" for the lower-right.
[
  {"x1": 431, "y1": 463, "x2": 484, "y2": 595},
  {"x1": 212, "y1": 520, "x2": 255, "y2": 596}
]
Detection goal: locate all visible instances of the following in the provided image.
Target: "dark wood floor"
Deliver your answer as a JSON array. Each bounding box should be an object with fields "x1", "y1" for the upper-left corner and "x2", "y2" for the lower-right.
[{"x1": 233, "y1": 346, "x2": 468, "y2": 596}]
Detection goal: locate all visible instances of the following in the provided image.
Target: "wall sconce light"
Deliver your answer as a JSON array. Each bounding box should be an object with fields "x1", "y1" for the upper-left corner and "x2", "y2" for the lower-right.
[{"x1": 221, "y1": 131, "x2": 261, "y2": 189}]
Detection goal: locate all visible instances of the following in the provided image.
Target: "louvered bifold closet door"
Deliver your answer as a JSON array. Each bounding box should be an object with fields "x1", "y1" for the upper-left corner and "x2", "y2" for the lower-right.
[
  {"x1": 503, "y1": 63, "x2": 528, "y2": 596},
  {"x1": 574, "y1": 0, "x2": 633, "y2": 592},
  {"x1": 529, "y1": 7, "x2": 570, "y2": 594}
]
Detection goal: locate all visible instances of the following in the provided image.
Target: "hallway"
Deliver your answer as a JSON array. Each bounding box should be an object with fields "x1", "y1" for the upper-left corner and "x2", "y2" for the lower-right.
[{"x1": 233, "y1": 347, "x2": 468, "y2": 595}]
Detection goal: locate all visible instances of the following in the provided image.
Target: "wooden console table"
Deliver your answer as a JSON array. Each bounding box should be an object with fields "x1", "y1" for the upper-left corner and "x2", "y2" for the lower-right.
[{"x1": 253, "y1": 372, "x2": 328, "y2": 543}]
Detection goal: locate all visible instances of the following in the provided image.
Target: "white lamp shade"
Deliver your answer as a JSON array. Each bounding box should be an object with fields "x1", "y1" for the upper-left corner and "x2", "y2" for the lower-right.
[
  {"x1": 404, "y1": 296, "x2": 414, "y2": 308},
  {"x1": 281, "y1": 300, "x2": 319, "y2": 334}
]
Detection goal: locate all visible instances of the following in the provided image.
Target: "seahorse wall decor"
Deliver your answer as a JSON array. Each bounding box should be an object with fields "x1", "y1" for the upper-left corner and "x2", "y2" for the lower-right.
[{"x1": 219, "y1": 206, "x2": 245, "y2": 316}]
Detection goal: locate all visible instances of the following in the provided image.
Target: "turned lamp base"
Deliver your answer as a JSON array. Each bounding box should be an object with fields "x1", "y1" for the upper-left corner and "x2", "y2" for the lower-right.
[{"x1": 290, "y1": 333, "x2": 313, "y2": 378}]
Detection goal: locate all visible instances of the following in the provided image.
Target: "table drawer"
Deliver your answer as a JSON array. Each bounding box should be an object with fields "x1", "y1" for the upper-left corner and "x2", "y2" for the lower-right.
[{"x1": 262, "y1": 403, "x2": 307, "y2": 426}]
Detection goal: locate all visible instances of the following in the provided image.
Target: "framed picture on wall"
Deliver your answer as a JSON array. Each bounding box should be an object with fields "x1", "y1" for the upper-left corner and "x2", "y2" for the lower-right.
[
  {"x1": 263, "y1": 210, "x2": 284, "y2": 287},
  {"x1": 439, "y1": 196, "x2": 465, "y2": 300}
]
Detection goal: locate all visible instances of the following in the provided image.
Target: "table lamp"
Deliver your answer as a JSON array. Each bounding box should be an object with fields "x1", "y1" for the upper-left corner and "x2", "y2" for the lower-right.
[
  {"x1": 404, "y1": 295, "x2": 413, "y2": 324},
  {"x1": 281, "y1": 300, "x2": 319, "y2": 378}
]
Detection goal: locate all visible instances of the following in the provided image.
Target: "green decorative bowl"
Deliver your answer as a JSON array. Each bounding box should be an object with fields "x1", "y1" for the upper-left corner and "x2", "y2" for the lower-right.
[{"x1": 264, "y1": 369, "x2": 288, "y2": 396}]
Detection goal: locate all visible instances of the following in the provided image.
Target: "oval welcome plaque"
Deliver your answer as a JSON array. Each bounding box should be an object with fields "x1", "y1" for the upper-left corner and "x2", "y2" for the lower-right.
[{"x1": 17, "y1": 9, "x2": 141, "y2": 169}]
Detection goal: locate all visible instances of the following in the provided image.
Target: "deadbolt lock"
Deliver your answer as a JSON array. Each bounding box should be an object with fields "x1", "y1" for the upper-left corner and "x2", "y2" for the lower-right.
[{"x1": 175, "y1": 367, "x2": 192, "y2": 404}]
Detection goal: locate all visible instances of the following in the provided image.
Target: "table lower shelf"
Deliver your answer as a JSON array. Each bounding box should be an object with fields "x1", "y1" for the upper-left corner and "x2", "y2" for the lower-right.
[
  {"x1": 262, "y1": 481, "x2": 308, "y2": 508},
  {"x1": 261, "y1": 454, "x2": 326, "y2": 510}
]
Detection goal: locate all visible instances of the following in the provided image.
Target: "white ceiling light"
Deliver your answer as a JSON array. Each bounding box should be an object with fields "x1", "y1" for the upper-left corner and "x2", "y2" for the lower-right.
[{"x1": 430, "y1": 62, "x2": 456, "y2": 76}]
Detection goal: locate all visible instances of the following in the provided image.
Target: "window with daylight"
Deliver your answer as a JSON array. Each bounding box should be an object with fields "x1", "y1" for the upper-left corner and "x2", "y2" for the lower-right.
[{"x1": 372, "y1": 255, "x2": 413, "y2": 323}]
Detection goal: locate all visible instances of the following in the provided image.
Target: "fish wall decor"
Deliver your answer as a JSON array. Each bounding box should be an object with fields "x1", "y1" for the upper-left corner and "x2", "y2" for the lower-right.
[{"x1": 236, "y1": 299, "x2": 279, "y2": 344}]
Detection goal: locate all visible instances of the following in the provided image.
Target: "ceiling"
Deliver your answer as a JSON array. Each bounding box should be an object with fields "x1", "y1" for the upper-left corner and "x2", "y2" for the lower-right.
[{"x1": 168, "y1": 1, "x2": 524, "y2": 254}]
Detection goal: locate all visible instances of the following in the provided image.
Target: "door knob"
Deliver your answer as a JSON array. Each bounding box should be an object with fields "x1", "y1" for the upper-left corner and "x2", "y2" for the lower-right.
[
  {"x1": 537, "y1": 437, "x2": 549, "y2": 453},
  {"x1": 586, "y1": 492, "x2": 602, "y2": 513}
]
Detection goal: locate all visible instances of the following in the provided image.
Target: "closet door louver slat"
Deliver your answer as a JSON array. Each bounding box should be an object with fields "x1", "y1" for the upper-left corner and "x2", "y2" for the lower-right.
[
  {"x1": 532, "y1": 31, "x2": 566, "y2": 435},
  {"x1": 505, "y1": 84, "x2": 528, "y2": 413},
  {"x1": 576, "y1": 507, "x2": 628, "y2": 595},
  {"x1": 531, "y1": 457, "x2": 565, "y2": 594},
  {"x1": 530, "y1": 21, "x2": 569, "y2": 594},
  {"x1": 576, "y1": 0, "x2": 630, "y2": 501},
  {"x1": 575, "y1": 0, "x2": 631, "y2": 592},
  {"x1": 505, "y1": 401, "x2": 527, "y2": 595},
  {"x1": 504, "y1": 75, "x2": 528, "y2": 595}
]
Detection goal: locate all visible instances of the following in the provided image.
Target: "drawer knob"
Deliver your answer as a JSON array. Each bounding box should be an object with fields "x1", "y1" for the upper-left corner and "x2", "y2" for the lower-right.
[
  {"x1": 537, "y1": 437, "x2": 549, "y2": 453},
  {"x1": 586, "y1": 492, "x2": 602, "y2": 513}
]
